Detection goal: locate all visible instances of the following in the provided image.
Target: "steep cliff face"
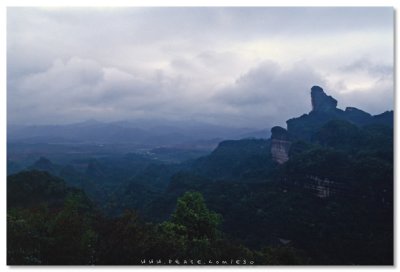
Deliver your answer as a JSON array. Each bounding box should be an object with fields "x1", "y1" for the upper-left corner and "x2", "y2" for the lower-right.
[
  {"x1": 311, "y1": 86, "x2": 338, "y2": 113},
  {"x1": 270, "y1": 126, "x2": 291, "y2": 164},
  {"x1": 287, "y1": 86, "x2": 342, "y2": 140}
]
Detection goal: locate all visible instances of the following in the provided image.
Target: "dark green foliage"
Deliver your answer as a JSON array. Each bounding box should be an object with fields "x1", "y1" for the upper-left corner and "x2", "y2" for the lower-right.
[
  {"x1": 171, "y1": 191, "x2": 221, "y2": 241},
  {"x1": 277, "y1": 119, "x2": 393, "y2": 264},
  {"x1": 284, "y1": 148, "x2": 352, "y2": 183},
  {"x1": 23, "y1": 154, "x2": 184, "y2": 217},
  {"x1": 315, "y1": 120, "x2": 362, "y2": 150},
  {"x1": 7, "y1": 102, "x2": 393, "y2": 265},
  {"x1": 142, "y1": 117, "x2": 393, "y2": 264},
  {"x1": 288, "y1": 140, "x2": 315, "y2": 156},
  {"x1": 7, "y1": 171, "x2": 308, "y2": 265},
  {"x1": 191, "y1": 139, "x2": 275, "y2": 181},
  {"x1": 157, "y1": 191, "x2": 222, "y2": 259},
  {"x1": 8, "y1": 170, "x2": 68, "y2": 209},
  {"x1": 361, "y1": 124, "x2": 393, "y2": 162},
  {"x1": 8, "y1": 207, "x2": 50, "y2": 265},
  {"x1": 96, "y1": 211, "x2": 158, "y2": 264},
  {"x1": 8, "y1": 196, "x2": 96, "y2": 265},
  {"x1": 287, "y1": 111, "x2": 345, "y2": 141}
]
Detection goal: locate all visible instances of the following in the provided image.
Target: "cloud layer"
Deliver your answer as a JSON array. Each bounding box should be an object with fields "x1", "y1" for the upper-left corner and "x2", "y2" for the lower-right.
[{"x1": 7, "y1": 7, "x2": 393, "y2": 128}]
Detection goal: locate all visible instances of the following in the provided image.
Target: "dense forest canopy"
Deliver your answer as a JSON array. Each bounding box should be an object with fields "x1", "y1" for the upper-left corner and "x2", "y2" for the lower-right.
[{"x1": 7, "y1": 86, "x2": 393, "y2": 265}]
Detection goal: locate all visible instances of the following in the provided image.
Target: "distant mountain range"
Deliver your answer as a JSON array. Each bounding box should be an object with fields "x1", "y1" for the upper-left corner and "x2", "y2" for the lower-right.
[{"x1": 8, "y1": 119, "x2": 270, "y2": 147}]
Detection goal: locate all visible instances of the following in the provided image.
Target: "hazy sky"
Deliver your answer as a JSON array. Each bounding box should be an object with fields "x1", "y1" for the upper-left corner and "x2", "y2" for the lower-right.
[{"x1": 7, "y1": 7, "x2": 393, "y2": 128}]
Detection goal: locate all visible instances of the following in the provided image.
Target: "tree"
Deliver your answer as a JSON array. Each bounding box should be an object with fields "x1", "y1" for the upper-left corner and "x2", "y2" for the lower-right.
[
  {"x1": 156, "y1": 191, "x2": 223, "y2": 259},
  {"x1": 171, "y1": 191, "x2": 221, "y2": 241}
]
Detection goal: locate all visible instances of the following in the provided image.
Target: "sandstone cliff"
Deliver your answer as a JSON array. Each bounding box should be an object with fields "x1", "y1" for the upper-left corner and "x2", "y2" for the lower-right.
[{"x1": 270, "y1": 126, "x2": 291, "y2": 164}]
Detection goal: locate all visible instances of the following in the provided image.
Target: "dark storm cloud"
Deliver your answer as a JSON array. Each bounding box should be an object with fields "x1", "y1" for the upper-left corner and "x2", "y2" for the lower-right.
[{"x1": 7, "y1": 7, "x2": 393, "y2": 127}]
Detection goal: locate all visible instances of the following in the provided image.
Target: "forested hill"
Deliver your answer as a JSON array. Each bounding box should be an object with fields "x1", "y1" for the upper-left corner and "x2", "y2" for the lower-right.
[
  {"x1": 7, "y1": 86, "x2": 393, "y2": 265},
  {"x1": 142, "y1": 86, "x2": 393, "y2": 264}
]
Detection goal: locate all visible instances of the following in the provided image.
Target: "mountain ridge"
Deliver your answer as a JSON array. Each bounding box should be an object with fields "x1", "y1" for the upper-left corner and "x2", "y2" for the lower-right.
[{"x1": 271, "y1": 86, "x2": 393, "y2": 164}]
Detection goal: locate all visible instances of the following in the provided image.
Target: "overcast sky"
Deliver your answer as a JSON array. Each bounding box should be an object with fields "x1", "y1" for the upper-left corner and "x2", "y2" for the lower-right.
[{"x1": 7, "y1": 7, "x2": 393, "y2": 128}]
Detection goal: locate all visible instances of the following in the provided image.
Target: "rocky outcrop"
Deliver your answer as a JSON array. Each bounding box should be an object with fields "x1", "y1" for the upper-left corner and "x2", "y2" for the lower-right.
[
  {"x1": 271, "y1": 85, "x2": 393, "y2": 162},
  {"x1": 286, "y1": 86, "x2": 393, "y2": 141},
  {"x1": 270, "y1": 126, "x2": 291, "y2": 164},
  {"x1": 303, "y1": 176, "x2": 350, "y2": 198},
  {"x1": 311, "y1": 86, "x2": 337, "y2": 113}
]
